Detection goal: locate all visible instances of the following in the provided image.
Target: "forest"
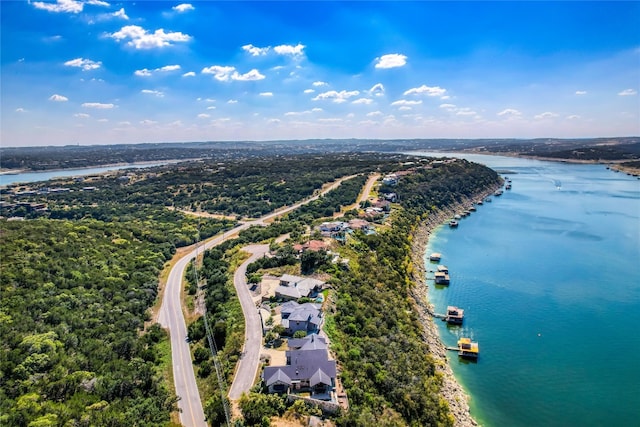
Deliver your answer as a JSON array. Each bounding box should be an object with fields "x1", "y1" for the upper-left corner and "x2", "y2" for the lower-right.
[{"x1": 1, "y1": 152, "x2": 500, "y2": 426}]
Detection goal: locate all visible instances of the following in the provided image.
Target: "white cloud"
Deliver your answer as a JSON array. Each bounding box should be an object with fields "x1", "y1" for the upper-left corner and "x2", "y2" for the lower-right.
[
  {"x1": 97, "y1": 118, "x2": 108, "y2": 122},
  {"x1": 242, "y1": 44, "x2": 270, "y2": 56},
  {"x1": 32, "y1": 0, "x2": 83, "y2": 13},
  {"x1": 232, "y1": 69, "x2": 265, "y2": 81},
  {"x1": 159, "y1": 65, "x2": 181, "y2": 72},
  {"x1": 312, "y1": 81, "x2": 327, "y2": 87},
  {"x1": 64, "y1": 58, "x2": 102, "y2": 71},
  {"x1": 109, "y1": 25, "x2": 191, "y2": 49},
  {"x1": 15, "y1": 108, "x2": 26, "y2": 113},
  {"x1": 375, "y1": 53, "x2": 407, "y2": 69},
  {"x1": 497, "y1": 108, "x2": 522, "y2": 117},
  {"x1": 391, "y1": 100, "x2": 422, "y2": 107},
  {"x1": 197, "y1": 113, "x2": 210, "y2": 119},
  {"x1": 173, "y1": 3, "x2": 194, "y2": 12},
  {"x1": 284, "y1": 108, "x2": 322, "y2": 116},
  {"x1": 312, "y1": 90, "x2": 360, "y2": 103},
  {"x1": 86, "y1": 0, "x2": 110, "y2": 6},
  {"x1": 202, "y1": 65, "x2": 236, "y2": 81},
  {"x1": 575, "y1": 90, "x2": 587, "y2": 95},
  {"x1": 141, "y1": 89, "x2": 164, "y2": 97},
  {"x1": 567, "y1": 115, "x2": 581, "y2": 120},
  {"x1": 534, "y1": 112, "x2": 558, "y2": 120},
  {"x1": 439, "y1": 103, "x2": 456, "y2": 110},
  {"x1": 404, "y1": 85, "x2": 447, "y2": 97},
  {"x1": 206, "y1": 106, "x2": 217, "y2": 110},
  {"x1": 304, "y1": 89, "x2": 315, "y2": 94},
  {"x1": 49, "y1": 94, "x2": 68, "y2": 102},
  {"x1": 274, "y1": 43, "x2": 305, "y2": 56},
  {"x1": 369, "y1": 83, "x2": 385, "y2": 97},
  {"x1": 618, "y1": 88, "x2": 637, "y2": 96},
  {"x1": 82, "y1": 102, "x2": 114, "y2": 109},
  {"x1": 227, "y1": 99, "x2": 238, "y2": 104},
  {"x1": 456, "y1": 108, "x2": 477, "y2": 116},
  {"x1": 113, "y1": 7, "x2": 128, "y2": 20},
  {"x1": 398, "y1": 106, "x2": 412, "y2": 111},
  {"x1": 135, "y1": 68, "x2": 152, "y2": 77},
  {"x1": 140, "y1": 119, "x2": 158, "y2": 125},
  {"x1": 352, "y1": 98, "x2": 373, "y2": 105},
  {"x1": 260, "y1": 92, "x2": 273, "y2": 97},
  {"x1": 366, "y1": 111, "x2": 383, "y2": 117},
  {"x1": 182, "y1": 71, "x2": 196, "y2": 77},
  {"x1": 74, "y1": 113, "x2": 91, "y2": 118}
]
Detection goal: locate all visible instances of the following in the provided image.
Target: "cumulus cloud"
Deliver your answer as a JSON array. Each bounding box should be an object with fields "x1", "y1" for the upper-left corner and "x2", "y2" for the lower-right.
[
  {"x1": 575, "y1": 90, "x2": 587, "y2": 95},
  {"x1": 456, "y1": 108, "x2": 477, "y2": 116},
  {"x1": 312, "y1": 90, "x2": 359, "y2": 103},
  {"x1": 567, "y1": 115, "x2": 581, "y2": 120},
  {"x1": 32, "y1": 0, "x2": 83, "y2": 13},
  {"x1": 233, "y1": 69, "x2": 265, "y2": 81},
  {"x1": 182, "y1": 71, "x2": 196, "y2": 77},
  {"x1": 497, "y1": 108, "x2": 522, "y2": 117},
  {"x1": 16, "y1": 108, "x2": 26, "y2": 113},
  {"x1": 391, "y1": 99, "x2": 422, "y2": 107},
  {"x1": 113, "y1": 7, "x2": 128, "y2": 19},
  {"x1": 375, "y1": 53, "x2": 407, "y2": 69},
  {"x1": 366, "y1": 111, "x2": 383, "y2": 117},
  {"x1": 206, "y1": 106, "x2": 216, "y2": 110},
  {"x1": 135, "y1": 69, "x2": 152, "y2": 77},
  {"x1": 141, "y1": 89, "x2": 164, "y2": 97},
  {"x1": 313, "y1": 81, "x2": 328, "y2": 87},
  {"x1": 534, "y1": 112, "x2": 558, "y2": 120},
  {"x1": 64, "y1": 58, "x2": 102, "y2": 71},
  {"x1": 82, "y1": 102, "x2": 114, "y2": 109},
  {"x1": 49, "y1": 94, "x2": 68, "y2": 102},
  {"x1": 227, "y1": 99, "x2": 238, "y2": 104},
  {"x1": 197, "y1": 113, "x2": 210, "y2": 119},
  {"x1": 303, "y1": 89, "x2": 315, "y2": 94},
  {"x1": 74, "y1": 113, "x2": 90, "y2": 118},
  {"x1": 109, "y1": 25, "x2": 191, "y2": 49},
  {"x1": 439, "y1": 103, "x2": 456, "y2": 110},
  {"x1": 260, "y1": 92, "x2": 273, "y2": 97},
  {"x1": 618, "y1": 88, "x2": 637, "y2": 96},
  {"x1": 242, "y1": 44, "x2": 270, "y2": 56},
  {"x1": 404, "y1": 85, "x2": 447, "y2": 97},
  {"x1": 369, "y1": 83, "x2": 385, "y2": 97},
  {"x1": 173, "y1": 3, "x2": 194, "y2": 12},
  {"x1": 352, "y1": 98, "x2": 373, "y2": 105},
  {"x1": 202, "y1": 65, "x2": 265, "y2": 81},
  {"x1": 274, "y1": 43, "x2": 305, "y2": 56},
  {"x1": 284, "y1": 108, "x2": 322, "y2": 116},
  {"x1": 159, "y1": 65, "x2": 181, "y2": 72},
  {"x1": 140, "y1": 119, "x2": 158, "y2": 125},
  {"x1": 86, "y1": 0, "x2": 110, "y2": 6}
]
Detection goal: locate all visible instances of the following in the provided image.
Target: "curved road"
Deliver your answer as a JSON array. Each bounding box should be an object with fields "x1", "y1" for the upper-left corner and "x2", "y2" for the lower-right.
[
  {"x1": 228, "y1": 245, "x2": 270, "y2": 399},
  {"x1": 158, "y1": 175, "x2": 356, "y2": 426}
]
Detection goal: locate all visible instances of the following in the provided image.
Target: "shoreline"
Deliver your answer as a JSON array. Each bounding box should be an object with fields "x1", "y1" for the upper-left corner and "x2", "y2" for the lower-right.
[{"x1": 409, "y1": 185, "x2": 501, "y2": 427}]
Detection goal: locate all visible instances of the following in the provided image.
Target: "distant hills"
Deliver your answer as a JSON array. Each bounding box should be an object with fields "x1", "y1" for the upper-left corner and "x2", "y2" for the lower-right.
[{"x1": 1, "y1": 137, "x2": 638, "y2": 171}]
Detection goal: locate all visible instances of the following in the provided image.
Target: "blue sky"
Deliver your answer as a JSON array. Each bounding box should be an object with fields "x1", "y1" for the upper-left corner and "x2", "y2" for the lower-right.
[{"x1": 1, "y1": 1, "x2": 639, "y2": 147}]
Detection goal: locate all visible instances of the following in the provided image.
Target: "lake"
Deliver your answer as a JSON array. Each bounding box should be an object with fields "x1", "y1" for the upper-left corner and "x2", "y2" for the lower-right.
[{"x1": 413, "y1": 153, "x2": 640, "y2": 426}]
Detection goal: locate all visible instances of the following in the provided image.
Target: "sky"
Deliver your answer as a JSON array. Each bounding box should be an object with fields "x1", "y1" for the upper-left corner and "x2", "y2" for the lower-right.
[{"x1": 1, "y1": 1, "x2": 639, "y2": 147}]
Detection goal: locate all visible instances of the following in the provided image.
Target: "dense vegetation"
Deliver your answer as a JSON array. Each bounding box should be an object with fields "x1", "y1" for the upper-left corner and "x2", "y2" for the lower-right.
[
  {"x1": 0, "y1": 219, "x2": 179, "y2": 426},
  {"x1": 326, "y1": 159, "x2": 500, "y2": 426}
]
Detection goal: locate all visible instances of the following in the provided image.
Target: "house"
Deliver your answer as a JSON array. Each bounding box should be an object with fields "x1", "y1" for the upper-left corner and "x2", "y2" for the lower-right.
[
  {"x1": 262, "y1": 334, "x2": 336, "y2": 400},
  {"x1": 382, "y1": 192, "x2": 397, "y2": 202},
  {"x1": 382, "y1": 174, "x2": 398, "y2": 186},
  {"x1": 280, "y1": 301, "x2": 323, "y2": 335},
  {"x1": 293, "y1": 240, "x2": 329, "y2": 254},
  {"x1": 275, "y1": 274, "x2": 325, "y2": 301},
  {"x1": 318, "y1": 221, "x2": 346, "y2": 238},
  {"x1": 347, "y1": 218, "x2": 370, "y2": 232}
]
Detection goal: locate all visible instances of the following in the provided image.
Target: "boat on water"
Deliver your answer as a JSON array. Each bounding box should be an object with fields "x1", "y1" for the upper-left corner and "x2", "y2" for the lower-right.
[
  {"x1": 484, "y1": 197, "x2": 492, "y2": 203},
  {"x1": 469, "y1": 206, "x2": 477, "y2": 212},
  {"x1": 435, "y1": 265, "x2": 450, "y2": 285},
  {"x1": 457, "y1": 337, "x2": 479, "y2": 359},
  {"x1": 449, "y1": 220, "x2": 459, "y2": 228},
  {"x1": 454, "y1": 214, "x2": 462, "y2": 220},
  {"x1": 476, "y1": 200, "x2": 483, "y2": 205},
  {"x1": 505, "y1": 183, "x2": 512, "y2": 190},
  {"x1": 494, "y1": 190, "x2": 503, "y2": 196},
  {"x1": 445, "y1": 306, "x2": 464, "y2": 324},
  {"x1": 429, "y1": 252, "x2": 442, "y2": 262}
]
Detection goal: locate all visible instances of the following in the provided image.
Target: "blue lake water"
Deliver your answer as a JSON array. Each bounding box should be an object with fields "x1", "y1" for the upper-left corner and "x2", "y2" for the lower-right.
[
  {"x1": 0, "y1": 162, "x2": 170, "y2": 187},
  {"x1": 414, "y1": 153, "x2": 640, "y2": 427}
]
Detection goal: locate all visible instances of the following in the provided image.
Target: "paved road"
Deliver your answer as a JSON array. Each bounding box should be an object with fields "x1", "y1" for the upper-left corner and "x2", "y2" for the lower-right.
[
  {"x1": 158, "y1": 175, "x2": 356, "y2": 426},
  {"x1": 228, "y1": 245, "x2": 270, "y2": 399}
]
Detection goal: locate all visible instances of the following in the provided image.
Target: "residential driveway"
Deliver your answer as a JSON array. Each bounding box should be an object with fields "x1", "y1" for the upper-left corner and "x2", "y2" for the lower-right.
[{"x1": 228, "y1": 244, "x2": 270, "y2": 399}]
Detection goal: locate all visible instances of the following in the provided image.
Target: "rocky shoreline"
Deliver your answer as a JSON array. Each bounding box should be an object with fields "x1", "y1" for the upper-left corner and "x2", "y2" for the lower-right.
[{"x1": 409, "y1": 186, "x2": 501, "y2": 427}]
